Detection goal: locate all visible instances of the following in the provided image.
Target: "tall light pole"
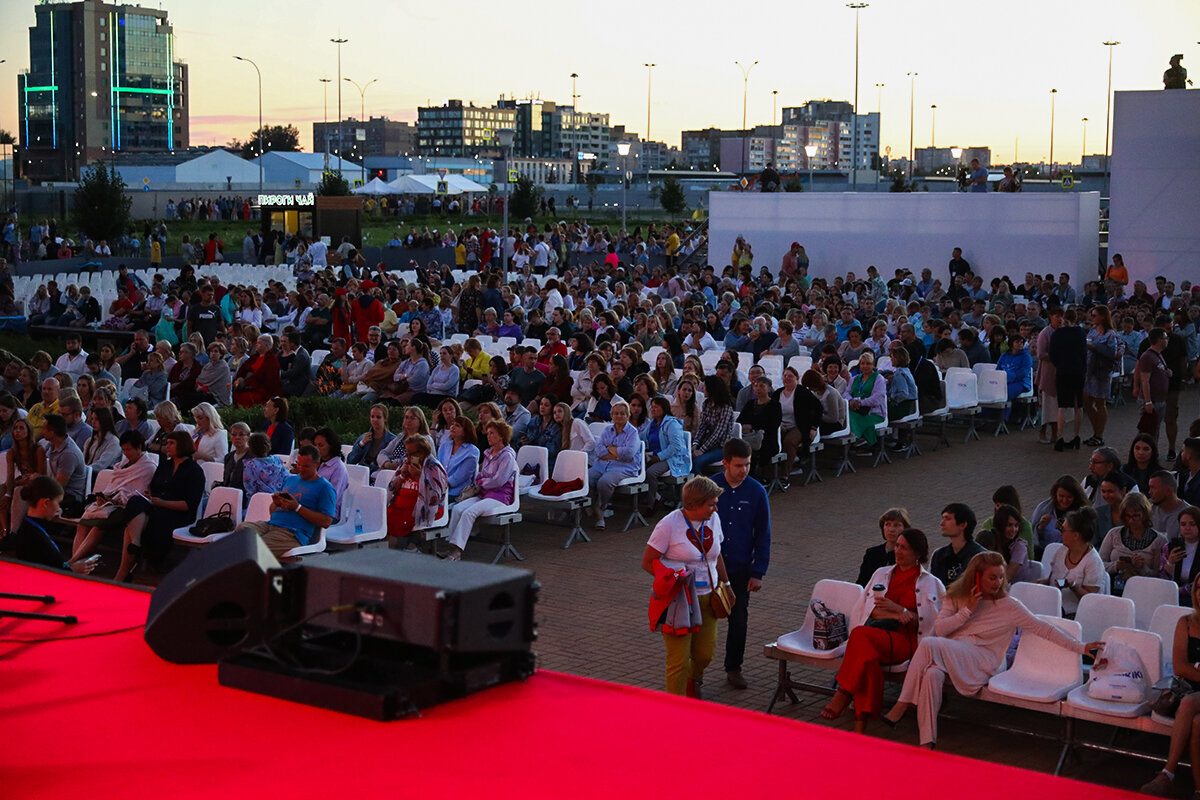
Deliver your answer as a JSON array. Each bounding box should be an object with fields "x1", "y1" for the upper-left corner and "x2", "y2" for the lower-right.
[
  {"x1": 497, "y1": 128, "x2": 515, "y2": 274},
  {"x1": 1081, "y1": 116, "x2": 1088, "y2": 164},
  {"x1": 805, "y1": 144, "x2": 818, "y2": 192},
  {"x1": 331, "y1": 37, "x2": 348, "y2": 164},
  {"x1": 617, "y1": 141, "x2": 631, "y2": 235},
  {"x1": 319, "y1": 78, "x2": 331, "y2": 172},
  {"x1": 233, "y1": 56, "x2": 263, "y2": 194},
  {"x1": 846, "y1": 3, "x2": 868, "y2": 189},
  {"x1": 344, "y1": 77, "x2": 377, "y2": 186},
  {"x1": 643, "y1": 63, "x2": 656, "y2": 144},
  {"x1": 570, "y1": 72, "x2": 580, "y2": 108},
  {"x1": 874, "y1": 82, "x2": 885, "y2": 113},
  {"x1": 772, "y1": 90, "x2": 779, "y2": 127},
  {"x1": 930, "y1": 104, "x2": 937, "y2": 147},
  {"x1": 1102, "y1": 40, "x2": 1120, "y2": 195},
  {"x1": 1048, "y1": 88, "x2": 1058, "y2": 177},
  {"x1": 906, "y1": 71, "x2": 917, "y2": 179},
  {"x1": 734, "y1": 60, "x2": 758, "y2": 176}
]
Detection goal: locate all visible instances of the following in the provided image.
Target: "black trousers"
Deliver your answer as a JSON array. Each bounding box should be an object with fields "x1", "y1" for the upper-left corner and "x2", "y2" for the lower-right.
[{"x1": 723, "y1": 565, "x2": 753, "y2": 672}]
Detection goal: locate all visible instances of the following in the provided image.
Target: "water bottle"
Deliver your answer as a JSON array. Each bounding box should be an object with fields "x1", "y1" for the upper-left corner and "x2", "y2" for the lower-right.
[{"x1": 354, "y1": 508, "x2": 364, "y2": 536}]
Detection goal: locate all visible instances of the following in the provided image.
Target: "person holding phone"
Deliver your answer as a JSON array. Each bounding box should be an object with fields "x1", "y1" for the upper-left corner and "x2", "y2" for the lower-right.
[
  {"x1": 1159, "y1": 506, "x2": 1200, "y2": 605},
  {"x1": 233, "y1": 445, "x2": 336, "y2": 560},
  {"x1": 1098, "y1": 492, "x2": 1166, "y2": 595},
  {"x1": 882, "y1": 551, "x2": 1102, "y2": 748}
]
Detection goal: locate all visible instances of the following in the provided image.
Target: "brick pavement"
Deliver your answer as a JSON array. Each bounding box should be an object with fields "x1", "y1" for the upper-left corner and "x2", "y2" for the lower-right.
[{"x1": 467, "y1": 389, "x2": 1199, "y2": 794}]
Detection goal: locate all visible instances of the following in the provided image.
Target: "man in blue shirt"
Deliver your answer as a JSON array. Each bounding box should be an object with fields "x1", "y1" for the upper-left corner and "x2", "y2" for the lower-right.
[
  {"x1": 713, "y1": 438, "x2": 771, "y2": 690},
  {"x1": 234, "y1": 445, "x2": 336, "y2": 559},
  {"x1": 967, "y1": 158, "x2": 989, "y2": 192}
]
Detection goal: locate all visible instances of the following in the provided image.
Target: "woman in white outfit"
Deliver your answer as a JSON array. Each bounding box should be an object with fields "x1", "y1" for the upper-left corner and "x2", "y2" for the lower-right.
[
  {"x1": 881, "y1": 550, "x2": 1102, "y2": 748},
  {"x1": 190, "y1": 402, "x2": 229, "y2": 464},
  {"x1": 442, "y1": 420, "x2": 517, "y2": 562}
]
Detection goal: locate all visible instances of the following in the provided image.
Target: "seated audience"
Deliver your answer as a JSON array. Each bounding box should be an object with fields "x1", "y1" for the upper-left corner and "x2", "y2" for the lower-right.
[
  {"x1": 232, "y1": 444, "x2": 336, "y2": 560},
  {"x1": 855, "y1": 507, "x2": 912, "y2": 587},
  {"x1": 441, "y1": 420, "x2": 518, "y2": 561}
]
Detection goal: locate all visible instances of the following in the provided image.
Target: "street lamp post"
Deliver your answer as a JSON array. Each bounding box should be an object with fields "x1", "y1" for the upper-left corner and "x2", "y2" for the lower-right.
[
  {"x1": 497, "y1": 128, "x2": 515, "y2": 275},
  {"x1": 875, "y1": 82, "x2": 884, "y2": 113},
  {"x1": 1049, "y1": 88, "x2": 1058, "y2": 177},
  {"x1": 319, "y1": 78, "x2": 331, "y2": 172},
  {"x1": 805, "y1": 144, "x2": 818, "y2": 192},
  {"x1": 331, "y1": 37, "x2": 348, "y2": 162},
  {"x1": 344, "y1": 77, "x2": 378, "y2": 187},
  {"x1": 617, "y1": 141, "x2": 631, "y2": 235},
  {"x1": 734, "y1": 60, "x2": 758, "y2": 177},
  {"x1": 233, "y1": 56, "x2": 263, "y2": 194},
  {"x1": 643, "y1": 63, "x2": 656, "y2": 143},
  {"x1": 1081, "y1": 117, "x2": 1088, "y2": 164},
  {"x1": 930, "y1": 104, "x2": 937, "y2": 147},
  {"x1": 951, "y1": 147, "x2": 963, "y2": 190},
  {"x1": 772, "y1": 90, "x2": 779, "y2": 127},
  {"x1": 1102, "y1": 40, "x2": 1120, "y2": 195},
  {"x1": 906, "y1": 72, "x2": 917, "y2": 179},
  {"x1": 846, "y1": 3, "x2": 868, "y2": 190}
]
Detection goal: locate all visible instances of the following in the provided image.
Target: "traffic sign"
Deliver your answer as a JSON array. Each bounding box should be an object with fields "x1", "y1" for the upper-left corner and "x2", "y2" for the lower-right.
[
  {"x1": 436, "y1": 180, "x2": 449, "y2": 194},
  {"x1": 508, "y1": 170, "x2": 519, "y2": 183},
  {"x1": 1061, "y1": 175, "x2": 1074, "y2": 189}
]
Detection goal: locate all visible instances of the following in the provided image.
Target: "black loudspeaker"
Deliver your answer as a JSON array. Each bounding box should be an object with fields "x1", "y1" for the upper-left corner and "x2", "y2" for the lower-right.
[
  {"x1": 144, "y1": 532, "x2": 283, "y2": 664},
  {"x1": 302, "y1": 549, "x2": 538, "y2": 654}
]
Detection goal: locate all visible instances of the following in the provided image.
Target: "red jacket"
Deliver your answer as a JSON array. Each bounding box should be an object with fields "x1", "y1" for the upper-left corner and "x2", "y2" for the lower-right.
[
  {"x1": 350, "y1": 297, "x2": 384, "y2": 343},
  {"x1": 648, "y1": 560, "x2": 699, "y2": 636}
]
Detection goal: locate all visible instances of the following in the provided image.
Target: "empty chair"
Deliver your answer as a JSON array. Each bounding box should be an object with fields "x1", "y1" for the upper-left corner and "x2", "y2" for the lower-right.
[
  {"x1": 1149, "y1": 604, "x2": 1192, "y2": 678},
  {"x1": 325, "y1": 485, "x2": 388, "y2": 546},
  {"x1": 516, "y1": 445, "x2": 549, "y2": 495},
  {"x1": 1010, "y1": 581, "x2": 1063, "y2": 617},
  {"x1": 1064, "y1": 626, "x2": 1162, "y2": 718},
  {"x1": 945, "y1": 371, "x2": 981, "y2": 442},
  {"x1": 526, "y1": 449, "x2": 591, "y2": 549},
  {"x1": 775, "y1": 579, "x2": 864, "y2": 659},
  {"x1": 1074, "y1": 593, "x2": 1136, "y2": 644},
  {"x1": 1123, "y1": 576, "x2": 1180, "y2": 631},
  {"x1": 172, "y1": 487, "x2": 244, "y2": 545},
  {"x1": 345, "y1": 464, "x2": 371, "y2": 487},
  {"x1": 987, "y1": 616, "x2": 1083, "y2": 703}
]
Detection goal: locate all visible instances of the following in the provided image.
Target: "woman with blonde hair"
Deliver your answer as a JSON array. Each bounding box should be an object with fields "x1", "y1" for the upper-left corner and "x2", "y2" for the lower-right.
[
  {"x1": 554, "y1": 402, "x2": 594, "y2": 453},
  {"x1": 642, "y1": 476, "x2": 732, "y2": 698},
  {"x1": 1099, "y1": 492, "x2": 1166, "y2": 592},
  {"x1": 882, "y1": 551, "x2": 1101, "y2": 747},
  {"x1": 190, "y1": 402, "x2": 229, "y2": 464}
]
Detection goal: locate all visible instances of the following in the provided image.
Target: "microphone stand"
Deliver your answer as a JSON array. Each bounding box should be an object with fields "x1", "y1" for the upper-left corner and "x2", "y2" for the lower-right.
[{"x1": 0, "y1": 592, "x2": 79, "y2": 624}]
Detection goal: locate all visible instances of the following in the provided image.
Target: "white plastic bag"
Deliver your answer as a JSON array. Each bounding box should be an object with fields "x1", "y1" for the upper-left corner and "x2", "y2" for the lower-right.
[{"x1": 1087, "y1": 641, "x2": 1148, "y2": 703}]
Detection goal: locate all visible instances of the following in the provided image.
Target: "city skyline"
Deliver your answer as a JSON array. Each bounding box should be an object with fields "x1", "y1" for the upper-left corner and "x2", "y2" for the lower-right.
[{"x1": 1, "y1": 0, "x2": 1197, "y2": 166}]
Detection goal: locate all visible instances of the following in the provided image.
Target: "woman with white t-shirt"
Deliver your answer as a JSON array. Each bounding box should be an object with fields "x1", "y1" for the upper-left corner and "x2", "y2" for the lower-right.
[
  {"x1": 1043, "y1": 507, "x2": 1106, "y2": 617},
  {"x1": 642, "y1": 476, "x2": 731, "y2": 698}
]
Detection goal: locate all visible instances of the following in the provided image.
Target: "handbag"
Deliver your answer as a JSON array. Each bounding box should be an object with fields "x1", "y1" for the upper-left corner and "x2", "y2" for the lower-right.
[
  {"x1": 810, "y1": 600, "x2": 849, "y2": 650},
  {"x1": 189, "y1": 503, "x2": 236, "y2": 538},
  {"x1": 1152, "y1": 676, "x2": 1197, "y2": 717}
]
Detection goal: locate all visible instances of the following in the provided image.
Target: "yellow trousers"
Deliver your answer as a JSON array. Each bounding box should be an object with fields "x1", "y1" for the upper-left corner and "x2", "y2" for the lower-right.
[{"x1": 662, "y1": 598, "x2": 718, "y2": 695}]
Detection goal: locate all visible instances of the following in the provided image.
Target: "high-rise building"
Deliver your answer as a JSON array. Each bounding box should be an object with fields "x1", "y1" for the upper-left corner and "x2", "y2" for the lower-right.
[
  {"x1": 19, "y1": 0, "x2": 189, "y2": 182},
  {"x1": 313, "y1": 117, "x2": 416, "y2": 161},
  {"x1": 417, "y1": 99, "x2": 517, "y2": 157},
  {"x1": 783, "y1": 101, "x2": 879, "y2": 171},
  {"x1": 513, "y1": 99, "x2": 611, "y2": 163}
]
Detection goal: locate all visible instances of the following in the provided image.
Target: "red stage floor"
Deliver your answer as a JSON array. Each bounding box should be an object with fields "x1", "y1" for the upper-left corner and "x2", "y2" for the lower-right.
[{"x1": 1, "y1": 560, "x2": 1139, "y2": 799}]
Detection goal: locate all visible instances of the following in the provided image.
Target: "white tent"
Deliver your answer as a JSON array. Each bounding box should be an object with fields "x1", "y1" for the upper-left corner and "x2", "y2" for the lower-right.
[
  {"x1": 352, "y1": 176, "x2": 394, "y2": 196},
  {"x1": 385, "y1": 174, "x2": 489, "y2": 195}
]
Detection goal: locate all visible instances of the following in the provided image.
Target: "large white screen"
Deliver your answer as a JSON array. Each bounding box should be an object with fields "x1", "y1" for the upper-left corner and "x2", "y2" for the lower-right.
[
  {"x1": 1108, "y1": 90, "x2": 1200, "y2": 287},
  {"x1": 709, "y1": 192, "x2": 1099, "y2": 287}
]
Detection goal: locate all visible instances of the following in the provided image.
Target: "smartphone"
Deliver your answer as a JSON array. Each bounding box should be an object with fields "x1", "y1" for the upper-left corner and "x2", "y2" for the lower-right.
[
  {"x1": 974, "y1": 571, "x2": 982, "y2": 594},
  {"x1": 1169, "y1": 537, "x2": 1185, "y2": 554}
]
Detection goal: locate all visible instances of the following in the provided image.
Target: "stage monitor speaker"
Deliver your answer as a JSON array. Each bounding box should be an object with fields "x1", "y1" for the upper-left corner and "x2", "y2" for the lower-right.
[
  {"x1": 302, "y1": 549, "x2": 538, "y2": 654},
  {"x1": 144, "y1": 532, "x2": 284, "y2": 664}
]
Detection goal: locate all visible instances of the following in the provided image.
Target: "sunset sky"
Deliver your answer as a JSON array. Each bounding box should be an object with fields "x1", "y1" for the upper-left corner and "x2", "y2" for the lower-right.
[{"x1": 1, "y1": 0, "x2": 1197, "y2": 164}]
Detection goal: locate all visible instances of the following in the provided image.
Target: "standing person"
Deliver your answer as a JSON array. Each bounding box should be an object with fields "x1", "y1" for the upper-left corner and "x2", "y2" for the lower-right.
[
  {"x1": 882, "y1": 552, "x2": 1100, "y2": 748},
  {"x1": 966, "y1": 159, "x2": 989, "y2": 193},
  {"x1": 1037, "y1": 307, "x2": 1064, "y2": 444},
  {"x1": 822, "y1": 528, "x2": 942, "y2": 733},
  {"x1": 1137, "y1": 329, "x2": 1172, "y2": 444},
  {"x1": 642, "y1": 476, "x2": 731, "y2": 698},
  {"x1": 713, "y1": 438, "x2": 770, "y2": 691},
  {"x1": 1049, "y1": 308, "x2": 1087, "y2": 451},
  {"x1": 1083, "y1": 305, "x2": 1121, "y2": 446},
  {"x1": 930, "y1": 503, "x2": 985, "y2": 587}
]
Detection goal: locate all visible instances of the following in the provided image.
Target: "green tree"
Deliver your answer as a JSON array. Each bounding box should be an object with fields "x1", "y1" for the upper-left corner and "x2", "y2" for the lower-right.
[
  {"x1": 783, "y1": 177, "x2": 804, "y2": 192},
  {"x1": 228, "y1": 124, "x2": 301, "y2": 159},
  {"x1": 317, "y1": 170, "x2": 351, "y2": 196},
  {"x1": 0, "y1": 130, "x2": 14, "y2": 145},
  {"x1": 660, "y1": 176, "x2": 686, "y2": 214},
  {"x1": 72, "y1": 162, "x2": 132, "y2": 243},
  {"x1": 584, "y1": 170, "x2": 602, "y2": 207},
  {"x1": 509, "y1": 176, "x2": 542, "y2": 219}
]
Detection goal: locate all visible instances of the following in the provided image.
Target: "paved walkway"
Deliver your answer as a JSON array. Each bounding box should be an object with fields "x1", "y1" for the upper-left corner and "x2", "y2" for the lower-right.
[{"x1": 481, "y1": 391, "x2": 1198, "y2": 794}]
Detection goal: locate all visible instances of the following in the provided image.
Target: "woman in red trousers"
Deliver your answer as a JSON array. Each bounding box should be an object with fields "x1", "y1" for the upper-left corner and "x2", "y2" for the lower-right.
[
  {"x1": 820, "y1": 529, "x2": 944, "y2": 733},
  {"x1": 232, "y1": 334, "x2": 282, "y2": 408}
]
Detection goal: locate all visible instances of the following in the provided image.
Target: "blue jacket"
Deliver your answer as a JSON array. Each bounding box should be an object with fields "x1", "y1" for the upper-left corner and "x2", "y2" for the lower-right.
[
  {"x1": 643, "y1": 415, "x2": 690, "y2": 477},
  {"x1": 713, "y1": 473, "x2": 771, "y2": 579},
  {"x1": 348, "y1": 429, "x2": 396, "y2": 470},
  {"x1": 437, "y1": 439, "x2": 480, "y2": 498},
  {"x1": 589, "y1": 422, "x2": 641, "y2": 478}
]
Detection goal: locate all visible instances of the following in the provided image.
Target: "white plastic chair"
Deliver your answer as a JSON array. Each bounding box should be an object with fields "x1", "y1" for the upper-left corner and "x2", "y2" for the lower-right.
[
  {"x1": 1010, "y1": 581, "x2": 1063, "y2": 617},
  {"x1": 346, "y1": 464, "x2": 371, "y2": 487},
  {"x1": 526, "y1": 449, "x2": 591, "y2": 549},
  {"x1": 172, "y1": 487, "x2": 244, "y2": 545},
  {"x1": 775, "y1": 580, "x2": 865, "y2": 660},
  {"x1": 516, "y1": 445, "x2": 549, "y2": 495},
  {"x1": 1150, "y1": 604, "x2": 1191, "y2": 678},
  {"x1": 1123, "y1": 576, "x2": 1180, "y2": 631},
  {"x1": 987, "y1": 616, "x2": 1083, "y2": 702},
  {"x1": 588, "y1": 421, "x2": 609, "y2": 440},
  {"x1": 373, "y1": 469, "x2": 396, "y2": 491},
  {"x1": 282, "y1": 528, "x2": 327, "y2": 559},
  {"x1": 200, "y1": 461, "x2": 225, "y2": 494},
  {"x1": 1040, "y1": 542, "x2": 1065, "y2": 578},
  {"x1": 1064, "y1": 626, "x2": 1162, "y2": 718},
  {"x1": 325, "y1": 485, "x2": 388, "y2": 546},
  {"x1": 245, "y1": 492, "x2": 274, "y2": 523},
  {"x1": 945, "y1": 370, "x2": 981, "y2": 442},
  {"x1": 1025, "y1": 560, "x2": 1046, "y2": 582},
  {"x1": 1074, "y1": 593, "x2": 1136, "y2": 645},
  {"x1": 614, "y1": 441, "x2": 649, "y2": 531}
]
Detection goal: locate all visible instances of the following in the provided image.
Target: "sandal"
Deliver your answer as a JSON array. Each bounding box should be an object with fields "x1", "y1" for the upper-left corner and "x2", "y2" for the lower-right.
[{"x1": 819, "y1": 691, "x2": 850, "y2": 720}]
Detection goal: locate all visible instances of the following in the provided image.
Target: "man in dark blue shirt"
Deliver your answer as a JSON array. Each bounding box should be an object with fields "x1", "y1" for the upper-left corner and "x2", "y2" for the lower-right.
[{"x1": 713, "y1": 438, "x2": 771, "y2": 690}]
